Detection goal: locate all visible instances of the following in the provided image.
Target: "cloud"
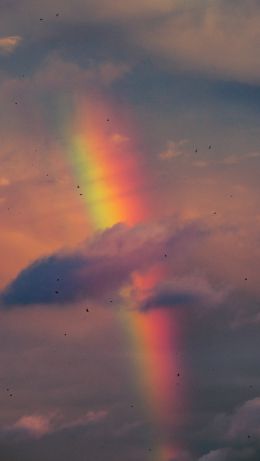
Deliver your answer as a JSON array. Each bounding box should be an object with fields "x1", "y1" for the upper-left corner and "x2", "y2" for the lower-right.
[
  {"x1": 140, "y1": 277, "x2": 226, "y2": 311},
  {"x1": 31, "y1": 54, "x2": 131, "y2": 90},
  {"x1": 2, "y1": 1, "x2": 260, "y2": 85},
  {"x1": 198, "y1": 448, "x2": 256, "y2": 461},
  {"x1": 0, "y1": 35, "x2": 22, "y2": 55},
  {"x1": 227, "y1": 397, "x2": 260, "y2": 440},
  {"x1": 199, "y1": 448, "x2": 229, "y2": 461},
  {"x1": 2, "y1": 2, "x2": 260, "y2": 84},
  {"x1": 159, "y1": 140, "x2": 188, "y2": 160},
  {"x1": 0, "y1": 250, "x2": 138, "y2": 307},
  {"x1": 222, "y1": 155, "x2": 240, "y2": 166},
  {"x1": 221, "y1": 152, "x2": 260, "y2": 166},
  {"x1": 5, "y1": 410, "x2": 108, "y2": 440},
  {"x1": 204, "y1": 397, "x2": 260, "y2": 445},
  {"x1": 0, "y1": 220, "x2": 208, "y2": 307},
  {"x1": 96, "y1": 61, "x2": 131, "y2": 85},
  {"x1": 12, "y1": 415, "x2": 53, "y2": 438},
  {"x1": 136, "y1": 2, "x2": 260, "y2": 84},
  {"x1": 56, "y1": 410, "x2": 108, "y2": 432},
  {"x1": 111, "y1": 133, "x2": 129, "y2": 144}
]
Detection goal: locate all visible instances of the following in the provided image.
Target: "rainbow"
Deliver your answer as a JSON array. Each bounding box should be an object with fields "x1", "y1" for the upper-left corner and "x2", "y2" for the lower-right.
[
  {"x1": 65, "y1": 92, "x2": 148, "y2": 230},
  {"x1": 62, "y1": 93, "x2": 184, "y2": 460}
]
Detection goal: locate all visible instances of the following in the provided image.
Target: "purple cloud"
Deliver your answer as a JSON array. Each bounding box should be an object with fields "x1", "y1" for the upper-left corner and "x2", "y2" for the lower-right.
[{"x1": 1, "y1": 220, "x2": 208, "y2": 308}]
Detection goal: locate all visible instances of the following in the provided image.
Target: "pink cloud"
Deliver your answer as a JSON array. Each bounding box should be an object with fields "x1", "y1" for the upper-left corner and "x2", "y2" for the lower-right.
[
  {"x1": 7, "y1": 409, "x2": 108, "y2": 440},
  {"x1": 12, "y1": 414, "x2": 54, "y2": 438}
]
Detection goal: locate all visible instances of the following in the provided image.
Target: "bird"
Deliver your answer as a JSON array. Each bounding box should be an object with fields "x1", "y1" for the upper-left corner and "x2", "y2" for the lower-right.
[
  {"x1": 208, "y1": 145, "x2": 212, "y2": 149},
  {"x1": 86, "y1": 308, "x2": 89, "y2": 312}
]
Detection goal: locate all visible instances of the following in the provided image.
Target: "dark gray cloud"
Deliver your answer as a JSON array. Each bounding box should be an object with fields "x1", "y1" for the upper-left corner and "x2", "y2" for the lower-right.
[
  {"x1": 141, "y1": 289, "x2": 201, "y2": 310},
  {"x1": 1, "y1": 251, "x2": 136, "y2": 306},
  {"x1": 140, "y1": 278, "x2": 225, "y2": 311}
]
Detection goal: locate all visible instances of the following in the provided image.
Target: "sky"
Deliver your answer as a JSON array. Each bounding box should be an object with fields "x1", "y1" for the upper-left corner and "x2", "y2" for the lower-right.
[{"x1": 0, "y1": 1, "x2": 260, "y2": 460}]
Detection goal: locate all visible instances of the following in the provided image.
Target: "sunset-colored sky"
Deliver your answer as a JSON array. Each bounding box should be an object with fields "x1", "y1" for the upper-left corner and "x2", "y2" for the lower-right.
[{"x1": 0, "y1": 2, "x2": 260, "y2": 461}]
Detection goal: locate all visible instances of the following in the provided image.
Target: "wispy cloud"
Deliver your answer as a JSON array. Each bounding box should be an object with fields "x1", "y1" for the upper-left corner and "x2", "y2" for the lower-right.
[
  {"x1": 111, "y1": 133, "x2": 129, "y2": 144},
  {"x1": 159, "y1": 140, "x2": 188, "y2": 160}
]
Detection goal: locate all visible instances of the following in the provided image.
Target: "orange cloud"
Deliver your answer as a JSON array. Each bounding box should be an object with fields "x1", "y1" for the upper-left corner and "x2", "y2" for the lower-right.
[{"x1": 0, "y1": 36, "x2": 22, "y2": 55}]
